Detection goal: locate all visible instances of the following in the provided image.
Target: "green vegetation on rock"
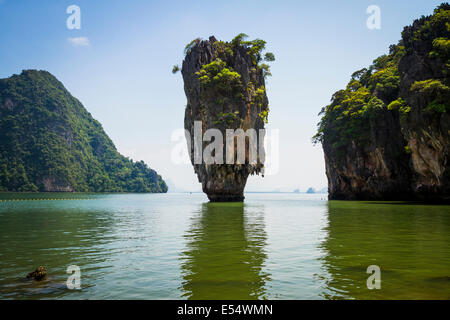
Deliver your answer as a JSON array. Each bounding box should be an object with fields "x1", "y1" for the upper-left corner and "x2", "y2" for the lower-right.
[
  {"x1": 410, "y1": 79, "x2": 450, "y2": 112},
  {"x1": 314, "y1": 4, "x2": 450, "y2": 153},
  {"x1": 195, "y1": 58, "x2": 243, "y2": 98},
  {"x1": 176, "y1": 34, "x2": 275, "y2": 120},
  {"x1": 172, "y1": 65, "x2": 180, "y2": 74}
]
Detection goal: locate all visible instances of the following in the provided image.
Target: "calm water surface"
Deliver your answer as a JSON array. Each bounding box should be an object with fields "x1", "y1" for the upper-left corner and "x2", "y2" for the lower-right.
[{"x1": 0, "y1": 193, "x2": 448, "y2": 299}]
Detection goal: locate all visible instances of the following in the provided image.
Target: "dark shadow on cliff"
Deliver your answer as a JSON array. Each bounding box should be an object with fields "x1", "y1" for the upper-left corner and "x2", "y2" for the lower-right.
[{"x1": 179, "y1": 202, "x2": 270, "y2": 299}]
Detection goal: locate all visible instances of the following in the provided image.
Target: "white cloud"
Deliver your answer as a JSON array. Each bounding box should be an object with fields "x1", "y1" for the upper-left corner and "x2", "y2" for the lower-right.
[{"x1": 67, "y1": 37, "x2": 90, "y2": 47}]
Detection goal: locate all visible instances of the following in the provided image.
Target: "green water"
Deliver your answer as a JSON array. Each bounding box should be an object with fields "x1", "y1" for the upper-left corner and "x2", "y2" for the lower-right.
[{"x1": 0, "y1": 193, "x2": 448, "y2": 300}]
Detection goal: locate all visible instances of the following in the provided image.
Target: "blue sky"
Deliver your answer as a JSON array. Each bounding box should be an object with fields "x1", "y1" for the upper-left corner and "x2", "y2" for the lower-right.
[{"x1": 0, "y1": 0, "x2": 444, "y2": 191}]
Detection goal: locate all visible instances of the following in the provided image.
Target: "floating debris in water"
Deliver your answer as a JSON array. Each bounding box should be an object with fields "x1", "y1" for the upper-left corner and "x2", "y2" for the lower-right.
[{"x1": 27, "y1": 266, "x2": 47, "y2": 281}]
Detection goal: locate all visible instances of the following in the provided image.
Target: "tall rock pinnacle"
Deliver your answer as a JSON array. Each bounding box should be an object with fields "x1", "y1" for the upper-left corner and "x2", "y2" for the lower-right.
[{"x1": 180, "y1": 35, "x2": 274, "y2": 201}]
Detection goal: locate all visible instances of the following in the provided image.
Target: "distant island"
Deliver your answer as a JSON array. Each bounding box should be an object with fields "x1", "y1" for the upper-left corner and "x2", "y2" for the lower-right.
[
  {"x1": 0, "y1": 70, "x2": 167, "y2": 193},
  {"x1": 314, "y1": 3, "x2": 449, "y2": 201}
]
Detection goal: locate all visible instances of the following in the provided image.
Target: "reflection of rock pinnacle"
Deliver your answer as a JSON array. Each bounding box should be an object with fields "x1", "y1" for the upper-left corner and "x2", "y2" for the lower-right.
[{"x1": 180, "y1": 203, "x2": 269, "y2": 299}]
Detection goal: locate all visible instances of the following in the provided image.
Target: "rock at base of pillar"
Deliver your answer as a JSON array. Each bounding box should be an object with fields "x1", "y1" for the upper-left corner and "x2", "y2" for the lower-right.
[{"x1": 207, "y1": 194, "x2": 245, "y2": 202}]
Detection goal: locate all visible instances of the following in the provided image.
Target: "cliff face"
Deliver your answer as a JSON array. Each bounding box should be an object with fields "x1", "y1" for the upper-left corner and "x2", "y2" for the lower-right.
[
  {"x1": 323, "y1": 110, "x2": 412, "y2": 200},
  {"x1": 398, "y1": 13, "x2": 450, "y2": 198},
  {"x1": 315, "y1": 4, "x2": 449, "y2": 201},
  {"x1": 0, "y1": 70, "x2": 168, "y2": 193},
  {"x1": 181, "y1": 35, "x2": 272, "y2": 201}
]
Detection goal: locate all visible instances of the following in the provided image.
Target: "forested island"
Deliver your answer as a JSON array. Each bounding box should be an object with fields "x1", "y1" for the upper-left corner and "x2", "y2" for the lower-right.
[
  {"x1": 0, "y1": 70, "x2": 167, "y2": 193},
  {"x1": 314, "y1": 3, "x2": 449, "y2": 201}
]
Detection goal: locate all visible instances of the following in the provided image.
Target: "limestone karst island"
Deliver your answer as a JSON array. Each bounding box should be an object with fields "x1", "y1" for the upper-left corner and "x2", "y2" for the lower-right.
[
  {"x1": 0, "y1": 0, "x2": 449, "y2": 305},
  {"x1": 314, "y1": 3, "x2": 450, "y2": 201},
  {"x1": 177, "y1": 34, "x2": 273, "y2": 201},
  {"x1": 0, "y1": 70, "x2": 167, "y2": 193}
]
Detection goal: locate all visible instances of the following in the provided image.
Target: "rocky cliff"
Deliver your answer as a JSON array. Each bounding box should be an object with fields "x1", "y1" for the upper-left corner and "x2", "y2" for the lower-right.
[
  {"x1": 0, "y1": 70, "x2": 168, "y2": 193},
  {"x1": 314, "y1": 4, "x2": 449, "y2": 201},
  {"x1": 179, "y1": 35, "x2": 274, "y2": 201}
]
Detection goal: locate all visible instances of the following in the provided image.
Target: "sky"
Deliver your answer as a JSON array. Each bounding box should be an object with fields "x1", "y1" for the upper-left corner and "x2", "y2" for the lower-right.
[{"x1": 0, "y1": 0, "x2": 444, "y2": 192}]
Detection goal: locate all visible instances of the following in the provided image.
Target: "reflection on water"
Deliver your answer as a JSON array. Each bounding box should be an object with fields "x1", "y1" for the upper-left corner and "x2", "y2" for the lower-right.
[
  {"x1": 180, "y1": 202, "x2": 270, "y2": 299},
  {"x1": 319, "y1": 201, "x2": 450, "y2": 299},
  {"x1": 0, "y1": 193, "x2": 448, "y2": 299}
]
